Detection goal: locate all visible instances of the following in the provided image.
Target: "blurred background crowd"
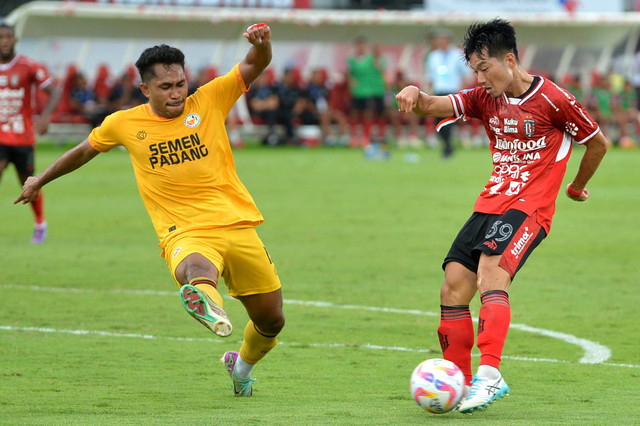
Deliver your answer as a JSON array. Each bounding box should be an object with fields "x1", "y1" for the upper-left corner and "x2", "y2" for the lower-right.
[{"x1": 5, "y1": 0, "x2": 640, "y2": 152}]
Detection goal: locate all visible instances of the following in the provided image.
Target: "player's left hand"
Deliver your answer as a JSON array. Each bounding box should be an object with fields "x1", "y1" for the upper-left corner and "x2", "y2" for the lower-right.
[
  {"x1": 566, "y1": 183, "x2": 590, "y2": 202},
  {"x1": 244, "y1": 23, "x2": 270, "y2": 45}
]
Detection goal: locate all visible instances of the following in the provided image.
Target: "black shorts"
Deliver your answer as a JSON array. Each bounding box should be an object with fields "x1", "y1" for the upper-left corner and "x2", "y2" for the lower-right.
[
  {"x1": 351, "y1": 96, "x2": 386, "y2": 114},
  {"x1": 0, "y1": 144, "x2": 35, "y2": 175},
  {"x1": 443, "y1": 209, "x2": 547, "y2": 278}
]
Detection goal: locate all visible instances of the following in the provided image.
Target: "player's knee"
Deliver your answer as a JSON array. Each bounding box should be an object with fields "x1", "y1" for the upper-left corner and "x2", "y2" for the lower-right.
[
  {"x1": 440, "y1": 279, "x2": 475, "y2": 305},
  {"x1": 440, "y1": 282, "x2": 461, "y2": 304},
  {"x1": 257, "y1": 312, "x2": 285, "y2": 336}
]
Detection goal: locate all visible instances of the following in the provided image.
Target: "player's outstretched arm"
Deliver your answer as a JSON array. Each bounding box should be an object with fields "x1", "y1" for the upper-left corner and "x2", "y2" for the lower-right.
[
  {"x1": 566, "y1": 131, "x2": 608, "y2": 202},
  {"x1": 395, "y1": 85, "x2": 454, "y2": 117},
  {"x1": 239, "y1": 23, "x2": 272, "y2": 88},
  {"x1": 14, "y1": 138, "x2": 100, "y2": 205}
]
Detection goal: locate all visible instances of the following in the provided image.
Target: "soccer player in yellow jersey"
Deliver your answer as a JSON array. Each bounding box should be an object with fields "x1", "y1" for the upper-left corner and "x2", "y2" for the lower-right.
[{"x1": 15, "y1": 23, "x2": 281, "y2": 397}]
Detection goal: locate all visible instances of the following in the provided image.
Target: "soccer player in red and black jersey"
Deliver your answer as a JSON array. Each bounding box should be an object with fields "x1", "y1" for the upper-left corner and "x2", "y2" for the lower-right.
[
  {"x1": 0, "y1": 23, "x2": 61, "y2": 243},
  {"x1": 395, "y1": 19, "x2": 608, "y2": 413}
]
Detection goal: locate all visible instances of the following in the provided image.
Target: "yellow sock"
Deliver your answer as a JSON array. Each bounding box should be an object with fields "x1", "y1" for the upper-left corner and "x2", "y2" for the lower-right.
[
  {"x1": 189, "y1": 277, "x2": 224, "y2": 308},
  {"x1": 239, "y1": 320, "x2": 278, "y2": 365}
]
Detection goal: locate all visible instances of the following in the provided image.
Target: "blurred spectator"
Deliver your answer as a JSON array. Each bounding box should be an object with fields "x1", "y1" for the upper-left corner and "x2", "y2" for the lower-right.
[
  {"x1": 564, "y1": 73, "x2": 585, "y2": 104},
  {"x1": 107, "y1": 70, "x2": 146, "y2": 113},
  {"x1": 324, "y1": 71, "x2": 352, "y2": 146},
  {"x1": 188, "y1": 66, "x2": 217, "y2": 95},
  {"x1": 631, "y1": 46, "x2": 640, "y2": 110},
  {"x1": 388, "y1": 70, "x2": 422, "y2": 148},
  {"x1": 247, "y1": 70, "x2": 280, "y2": 145},
  {"x1": 69, "y1": 72, "x2": 107, "y2": 127},
  {"x1": 306, "y1": 68, "x2": 349, "y2": 146},
  {"x1": 613, "y1": 79, "x2": 639, "y2": 146},
  {"x1": 424, "y1": 28, "x2": 472, "y2": 158},
  {"x1": 273, "y1": 67, "x2": 308, "y2": 145},
  {"x1": 347, "y1": 35, "x2": 388, "y2": 147},
  {"x1": 93, "y1": 63, "x2": 112, "y2": 107},
  {"x1": 586, "y1": 74, "x2": 614, "y2": 143}
]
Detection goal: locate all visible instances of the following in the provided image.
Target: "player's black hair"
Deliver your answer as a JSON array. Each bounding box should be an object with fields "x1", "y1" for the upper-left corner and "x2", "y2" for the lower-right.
[
  {"x1": 462, "y1": 18, "x2": 519, "y2": 64},
  {"x1": 0, "y1": 22, "x2": 15, "y2": 35},
  {"x1": 135, "y1": 44, "x2": 185, "y2": 83}
]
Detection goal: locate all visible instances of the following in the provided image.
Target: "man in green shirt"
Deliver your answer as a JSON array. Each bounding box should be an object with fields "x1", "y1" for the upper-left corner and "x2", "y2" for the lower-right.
[{"x1": 347, "y1": 36, "x2": 387, "y2": 148}]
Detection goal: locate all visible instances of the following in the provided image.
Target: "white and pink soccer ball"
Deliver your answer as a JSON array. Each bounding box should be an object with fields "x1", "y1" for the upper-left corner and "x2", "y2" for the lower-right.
[{"x1": 410, "y1": 358, "x2": 465, "y2": 414}]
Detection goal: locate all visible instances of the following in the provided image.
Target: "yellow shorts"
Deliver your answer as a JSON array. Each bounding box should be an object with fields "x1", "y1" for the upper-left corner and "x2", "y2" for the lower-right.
[{"x1": 163, "y1": 225, "x2": 281, "y2": 298}]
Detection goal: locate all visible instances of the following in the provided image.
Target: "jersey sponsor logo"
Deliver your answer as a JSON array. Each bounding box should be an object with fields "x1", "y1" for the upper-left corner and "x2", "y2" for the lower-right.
[
  {"x1": 510, "y1": 227, "x2": 533, "y2": 259},
  {"x1": 565, "y1": 122, "x2": 578, "y2": 136},
  {"x1": 505, "y1": 181, "x2": 525, "y2": 196},
  {"x1": 493, "y1": 151, "x2": 541, "y2": 165},
  {"x1": 173, "y1": 246, "x2": 182, "y2": 258},
  {"x1": 483, "y1": 240, "x2": 498, "y2": 250},
  {"x1": 148, "y1": 132, "x2": 208, "y2": 169},
  {"x1": 137, "y1": 130, "x2": 147, "y2": 140},
  {"x1": 0, "y1": 87, "x2": 25, "y2": 99},
  {"x1": 494, "y1": 135, "x2": 547, "y2": 153},
  {"x1": 184, "y1": 113, "x2": 200, "y2": 128},
  {"x1": 523, "y1": 119, "x2": 535, "y2": 137},
  {"x1": 503, "y1": 118, "x2": 518, "y2": 134}
]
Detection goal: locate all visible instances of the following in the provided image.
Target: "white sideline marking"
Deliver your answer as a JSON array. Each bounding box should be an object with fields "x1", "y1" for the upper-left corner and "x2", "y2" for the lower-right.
[
  {"x1": 0, "y1": 284, "x2": 613, "y2": 365},
  {"x1": 0, "y1": 325, "x2": 636, "y2": 368}
]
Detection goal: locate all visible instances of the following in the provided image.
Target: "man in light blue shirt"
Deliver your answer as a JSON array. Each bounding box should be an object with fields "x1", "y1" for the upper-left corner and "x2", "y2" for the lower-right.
[{"x1": 425, "y1": 29, "x2": 472, "y2": 157}]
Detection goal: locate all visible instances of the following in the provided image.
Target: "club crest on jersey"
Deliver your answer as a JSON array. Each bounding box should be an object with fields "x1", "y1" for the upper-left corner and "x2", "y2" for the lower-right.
[
  {"x1": 523, "y1": 119, "x2": 536, "y2": 138},
  {"x1": 184, "y1": 113, "x2": 201, "y2": 128}
]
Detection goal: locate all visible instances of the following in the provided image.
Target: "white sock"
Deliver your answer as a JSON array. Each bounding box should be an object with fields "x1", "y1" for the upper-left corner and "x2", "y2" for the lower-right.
[
  {"x1": 234, "y1": 355, "x2": 255, "y2": 379},
  {"x1": 477, "y1": 365, "x2": 501, "y2": 380}
]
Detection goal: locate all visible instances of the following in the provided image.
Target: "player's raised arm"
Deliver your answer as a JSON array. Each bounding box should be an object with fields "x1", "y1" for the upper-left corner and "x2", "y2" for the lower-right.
[
  {"x1": 239, "y1": 23, "x2": 272, "y2": 88},
  {"x1": 395, "y1": 85, "x2": 455, "y2": 118},
  {"x1": 14, "y1": 139, "x2": 100, "y2": 205},
  {"x1": 565, "y1": 131, "x2": 608, "y2": 202}
]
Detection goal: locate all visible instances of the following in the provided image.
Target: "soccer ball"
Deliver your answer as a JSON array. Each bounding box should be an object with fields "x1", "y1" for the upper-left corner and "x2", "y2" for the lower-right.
[{"x1": 410, "y1": 358, "x2": 465, "y2": 414}]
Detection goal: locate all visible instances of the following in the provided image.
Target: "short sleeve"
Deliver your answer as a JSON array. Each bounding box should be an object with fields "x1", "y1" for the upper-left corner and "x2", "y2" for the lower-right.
[
  {"x1": 450, "y1": 87, "x2": 483, "y2": 120},
  {"x1": 192, "y1": 64, "x2": 247, "y2": 118},
  {"x1": 32, "y1": 62, "x2": 53, "y2": 89},
  {"x1": 88, "y1": 112, "x2": 121, "y2": 152},
  {"x1": 550, "y1": 88, "x2": 600, "y2": 145}
]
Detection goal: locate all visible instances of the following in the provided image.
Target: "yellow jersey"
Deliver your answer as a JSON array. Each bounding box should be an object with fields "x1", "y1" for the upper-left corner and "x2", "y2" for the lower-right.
[{"x1": 89, "y1": 64, "x2": 263, "y2": 251}]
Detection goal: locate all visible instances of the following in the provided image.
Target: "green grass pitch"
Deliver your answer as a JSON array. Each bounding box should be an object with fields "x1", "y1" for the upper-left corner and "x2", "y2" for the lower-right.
[{"x1": 1, "y1": 143, "x2": 639, "y2": 424}]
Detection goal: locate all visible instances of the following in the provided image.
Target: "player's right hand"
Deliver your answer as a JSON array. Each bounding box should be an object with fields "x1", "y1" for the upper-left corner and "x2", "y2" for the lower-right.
[
  {"x1": 244, "y1": 23, "x2": 270, "y2": 45},
  {"x1": 395, "y1": 85, "x2": 421, "y2": 113},
  {"x1": 566, "y1": 183, "x2": 590, "y2": 202},
  {"x1": 14, "y1": 176, "x2": 42, "y2": 205}
]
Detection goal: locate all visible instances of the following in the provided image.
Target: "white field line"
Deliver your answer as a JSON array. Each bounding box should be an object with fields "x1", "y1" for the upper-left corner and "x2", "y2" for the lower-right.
[
  {"x1": 0, "y1": 325, "x2": 635, "y2": 368},
  {"x1": 0, "y1": 284, "x2": 616, "y2": 366}
]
